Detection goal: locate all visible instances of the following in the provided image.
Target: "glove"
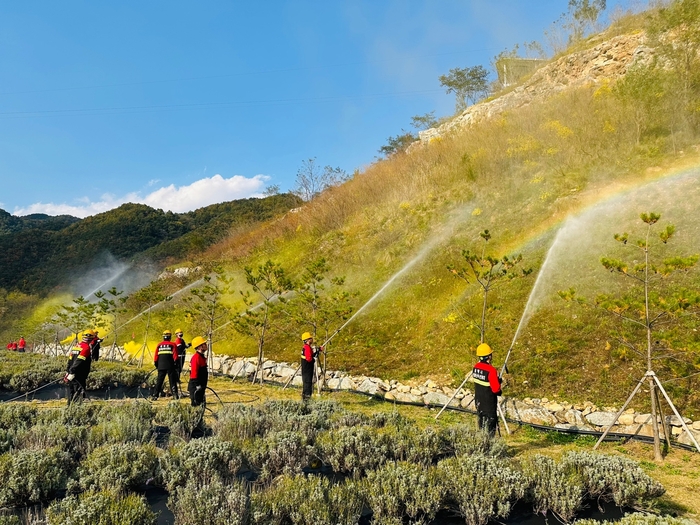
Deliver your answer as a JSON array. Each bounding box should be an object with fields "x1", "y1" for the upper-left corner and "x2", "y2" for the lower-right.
[
  {"x1": 195, "y1": 385, "x2": 203, "y2": 392},
  {"x1": 186, "y1": 343, "x2": 192, "y2": 348},
  {"x1": 66, "y1": 374, "x2": 75, "y2": 382}
]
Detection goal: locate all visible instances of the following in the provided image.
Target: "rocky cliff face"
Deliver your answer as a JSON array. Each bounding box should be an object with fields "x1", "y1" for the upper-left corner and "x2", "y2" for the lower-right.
[{"x1": 418, "y1": 32, "x2": 652, "y2": 144}]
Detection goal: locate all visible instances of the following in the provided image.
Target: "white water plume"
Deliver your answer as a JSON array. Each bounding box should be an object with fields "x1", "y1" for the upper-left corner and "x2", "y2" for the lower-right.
[
  {"x1": 116, "y1": 278, "x2": 206, "y2": 332},
  {"x1": 330, "y1": 204, "x2": 477, "y2": 337},
  {"x1": 507, "y1": 167, "x2": 700, "y2": 348},
  {"x1": 71, "y1": 252, "x2": 154, "y2": 299}
]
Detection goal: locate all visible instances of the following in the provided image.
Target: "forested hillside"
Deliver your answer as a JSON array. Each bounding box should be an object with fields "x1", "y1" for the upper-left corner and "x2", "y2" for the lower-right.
[
  {"x1": 0, "y1": 193, "x2": 301, "y2": 294},
  {"x1": 0, "y1": 208, "x2": 80, "y2": 235}
]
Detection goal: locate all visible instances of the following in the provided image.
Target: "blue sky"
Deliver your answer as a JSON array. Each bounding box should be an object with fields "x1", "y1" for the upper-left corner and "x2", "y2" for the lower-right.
[{"x1": 0, "y1": 0, "x2": 631, "y2": 218}]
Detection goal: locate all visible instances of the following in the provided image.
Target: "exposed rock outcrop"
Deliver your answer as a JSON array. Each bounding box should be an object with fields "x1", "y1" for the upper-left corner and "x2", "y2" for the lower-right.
[{"x1": 416, "y1": 32, "x2": 652, "y2": 146}]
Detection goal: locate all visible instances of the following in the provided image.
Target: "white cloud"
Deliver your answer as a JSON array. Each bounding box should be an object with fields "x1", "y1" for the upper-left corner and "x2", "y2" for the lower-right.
[{"x1": 13, "y1": 174, "x2": 268, "y2": 219}]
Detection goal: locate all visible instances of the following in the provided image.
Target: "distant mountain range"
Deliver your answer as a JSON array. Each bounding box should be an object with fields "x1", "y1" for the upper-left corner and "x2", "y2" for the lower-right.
[
  {"x1": 0, "y1": 194, "x2": 301, "y2": 295},
  {"x1": 0, "y1": 209, "x2": 80, "y2": 235}
]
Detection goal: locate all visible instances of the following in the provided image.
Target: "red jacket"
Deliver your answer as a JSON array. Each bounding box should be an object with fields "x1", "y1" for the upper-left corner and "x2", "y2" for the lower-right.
[
  {"x1": 301, "y1": 343, "x2": 314, "y2": 362},
  {"x1": 472, "y1": 360, "x2": 502, "y2": 417},
  {"x1": 68, "y1": 342, "x2": 92, "y2": 375},
  {"x1": 18, "y1": 338, "x2": 25, "y2": 349},
  {"x1": 190, "y1": 351, "x2": 207, "y2": 384}
]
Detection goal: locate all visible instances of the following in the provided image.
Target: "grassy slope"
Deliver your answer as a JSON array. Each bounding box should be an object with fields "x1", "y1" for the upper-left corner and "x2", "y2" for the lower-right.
[{"x1": 190, "y1": 80, "x2": 700, "y2": 415}]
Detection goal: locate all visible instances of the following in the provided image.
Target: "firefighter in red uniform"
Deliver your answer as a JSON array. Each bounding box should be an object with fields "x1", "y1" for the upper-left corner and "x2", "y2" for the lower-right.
[
  {"x1": 152, "y1": 330, "x2": 180, "y2": 400},
  {"x1": 471, "y1": 343, "x2": 502, "y2": 437},
  {"x1": 300, "y1": 332, "x2": 321, "y2": 400},
  {"x1": 188, "y1": 336, "x2": 208, "y2": 407},
  {"x1": 18, "y1": 336, "x2": 26, "y2": 353},
  {"x1": 65, "y1": 331, "x2": 94, "y2": 404},
  {"x1": 9, "y1": 341, "x2": 17, "y2": 351},
  {"x1": 174, "y1": 329, "x2": 190, "y2": 380}
]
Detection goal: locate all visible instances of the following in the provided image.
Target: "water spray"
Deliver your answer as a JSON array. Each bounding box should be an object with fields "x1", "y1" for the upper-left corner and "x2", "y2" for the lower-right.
[
  {"x1": 212, "y1": 294, "x2": 281, "y2": 334},
  {"x1": 85, "y1": 264, "x2": 133, "y2": 299},
  {"x1": 104, "y1": 278, "x2": 206, "y2": 338},
  {"x1": 498, "y1": 219, "x2": 572, "y2": 378}
]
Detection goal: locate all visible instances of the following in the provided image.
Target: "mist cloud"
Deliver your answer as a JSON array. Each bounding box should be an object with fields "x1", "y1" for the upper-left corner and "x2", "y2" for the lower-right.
[{"x1": 13, "y1": 173, "x2": 267, "y2": 218}]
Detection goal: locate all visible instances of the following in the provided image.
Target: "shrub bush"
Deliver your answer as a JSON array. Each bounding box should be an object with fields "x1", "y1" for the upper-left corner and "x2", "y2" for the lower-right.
[
  {"x1": 386, "y1": 425, "x2": 444, "y2": 466},
  {"x1": 169, "y1": 478, "x2": 248, "y2": 525},
  {"x1": 562, "y1": 451, "x2": 665, "y2": 507},
  {"x1": 363, "y1": 461, "x2": 443, "y2": 525},
  {"x1": 438, "y1": 455, "x2": 527, "y2": 525},
  {"x1": 315, "y1": 425, "x2": 392, "y2": 478},
  {"x1": 370, "y1": 410, "x2": 411, "y2": 429},
  {"x1": 215, "y1": 399, "x2": 341, "y2": 444},
  {"x1": 46, "y1": 488, "x2": 156, "y2": 525},
  {"x1": 61, "y1": 403, "x2": 103, "y2": 427},
  {"x1": 75, "y1": 443, "x2": 160, "y2": 492},
  {"x1": 521, "y1": 454, "x2": 583, "y2": 522},
  {"x1": 328, "y1": 409, "x2": 371, "y2": 429},
  {"x1": 214, "y1": 404, "x2": 270, "y2": 442},
  {"x1": 88, "y1": 401, "x2": 155, "y2": 446},
  {"x1": 7, "y1": 360, "x2": 63, "y2": 392},
  {"x1": 15, "y1": 420, "x2": 88, "y2": 455},
  {"x1": 575, "y1": 512, "x2": 697, "y2": 525},
  {"x1": 155, "y1": 401, "x2": 204, "y2": 442},
  {"x1": 0, "y1": 447, "x2": 72, "y2": 507},
  {"x1": 0, "y1": 404, "x2": 38, "y2": 431},
  {"x1": 162, "y1": 437, "x2": 243, "y2": 491},
  {"x1": 0, "y1": 405, "x2": 38, "y2": 453},
  {"x1": 250, "y1": 474, "x2": 363, "y2": 525},
  {"x1": 244, "y1": 430, "x2": 311, "y2": 483},
  {"x1": 86, "y1": 361, "x2": 149, "y2": 389},
  {"x1": 439, "y1": 424, "x2": 508, "y2": 458}
]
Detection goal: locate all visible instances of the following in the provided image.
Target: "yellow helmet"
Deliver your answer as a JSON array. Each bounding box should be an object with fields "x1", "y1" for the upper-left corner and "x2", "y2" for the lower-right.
[
  {"x1": 175, "y1": 328, "x2": 183, "y2": 334},
  {"x1": 81, "y1": 330, "x2": 95, "y2": 341},
  {"x1": 301, "y1": 332, "x2": 313, "y2": 342},
  {"x1": 191, "y1": 336, "x2": 207, "y2": 349},
  {"x1": 476, "y1": 343, "x2": 492, "y2": 357}
]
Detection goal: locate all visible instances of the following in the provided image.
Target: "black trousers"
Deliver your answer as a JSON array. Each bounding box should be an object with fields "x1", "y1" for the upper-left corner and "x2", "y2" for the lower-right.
[
  {"x1": 188, "y1": 379, "x2": 206, "y2": 406},
  {"x1": 177, "y1": 355, "x2": 186, "y2": 379},
  {"x1": 478, "y1": 412, "x2": 498, "y2": 437},
  {"x1": 67, "y1": 375, "x2": 87, "y2": 405},
  {"x1": 154, "y1": 367, "x2": 180, "y2": 398},
  {"x1": 301, "y1": 359, "x2": 315, "y2": 399}
]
